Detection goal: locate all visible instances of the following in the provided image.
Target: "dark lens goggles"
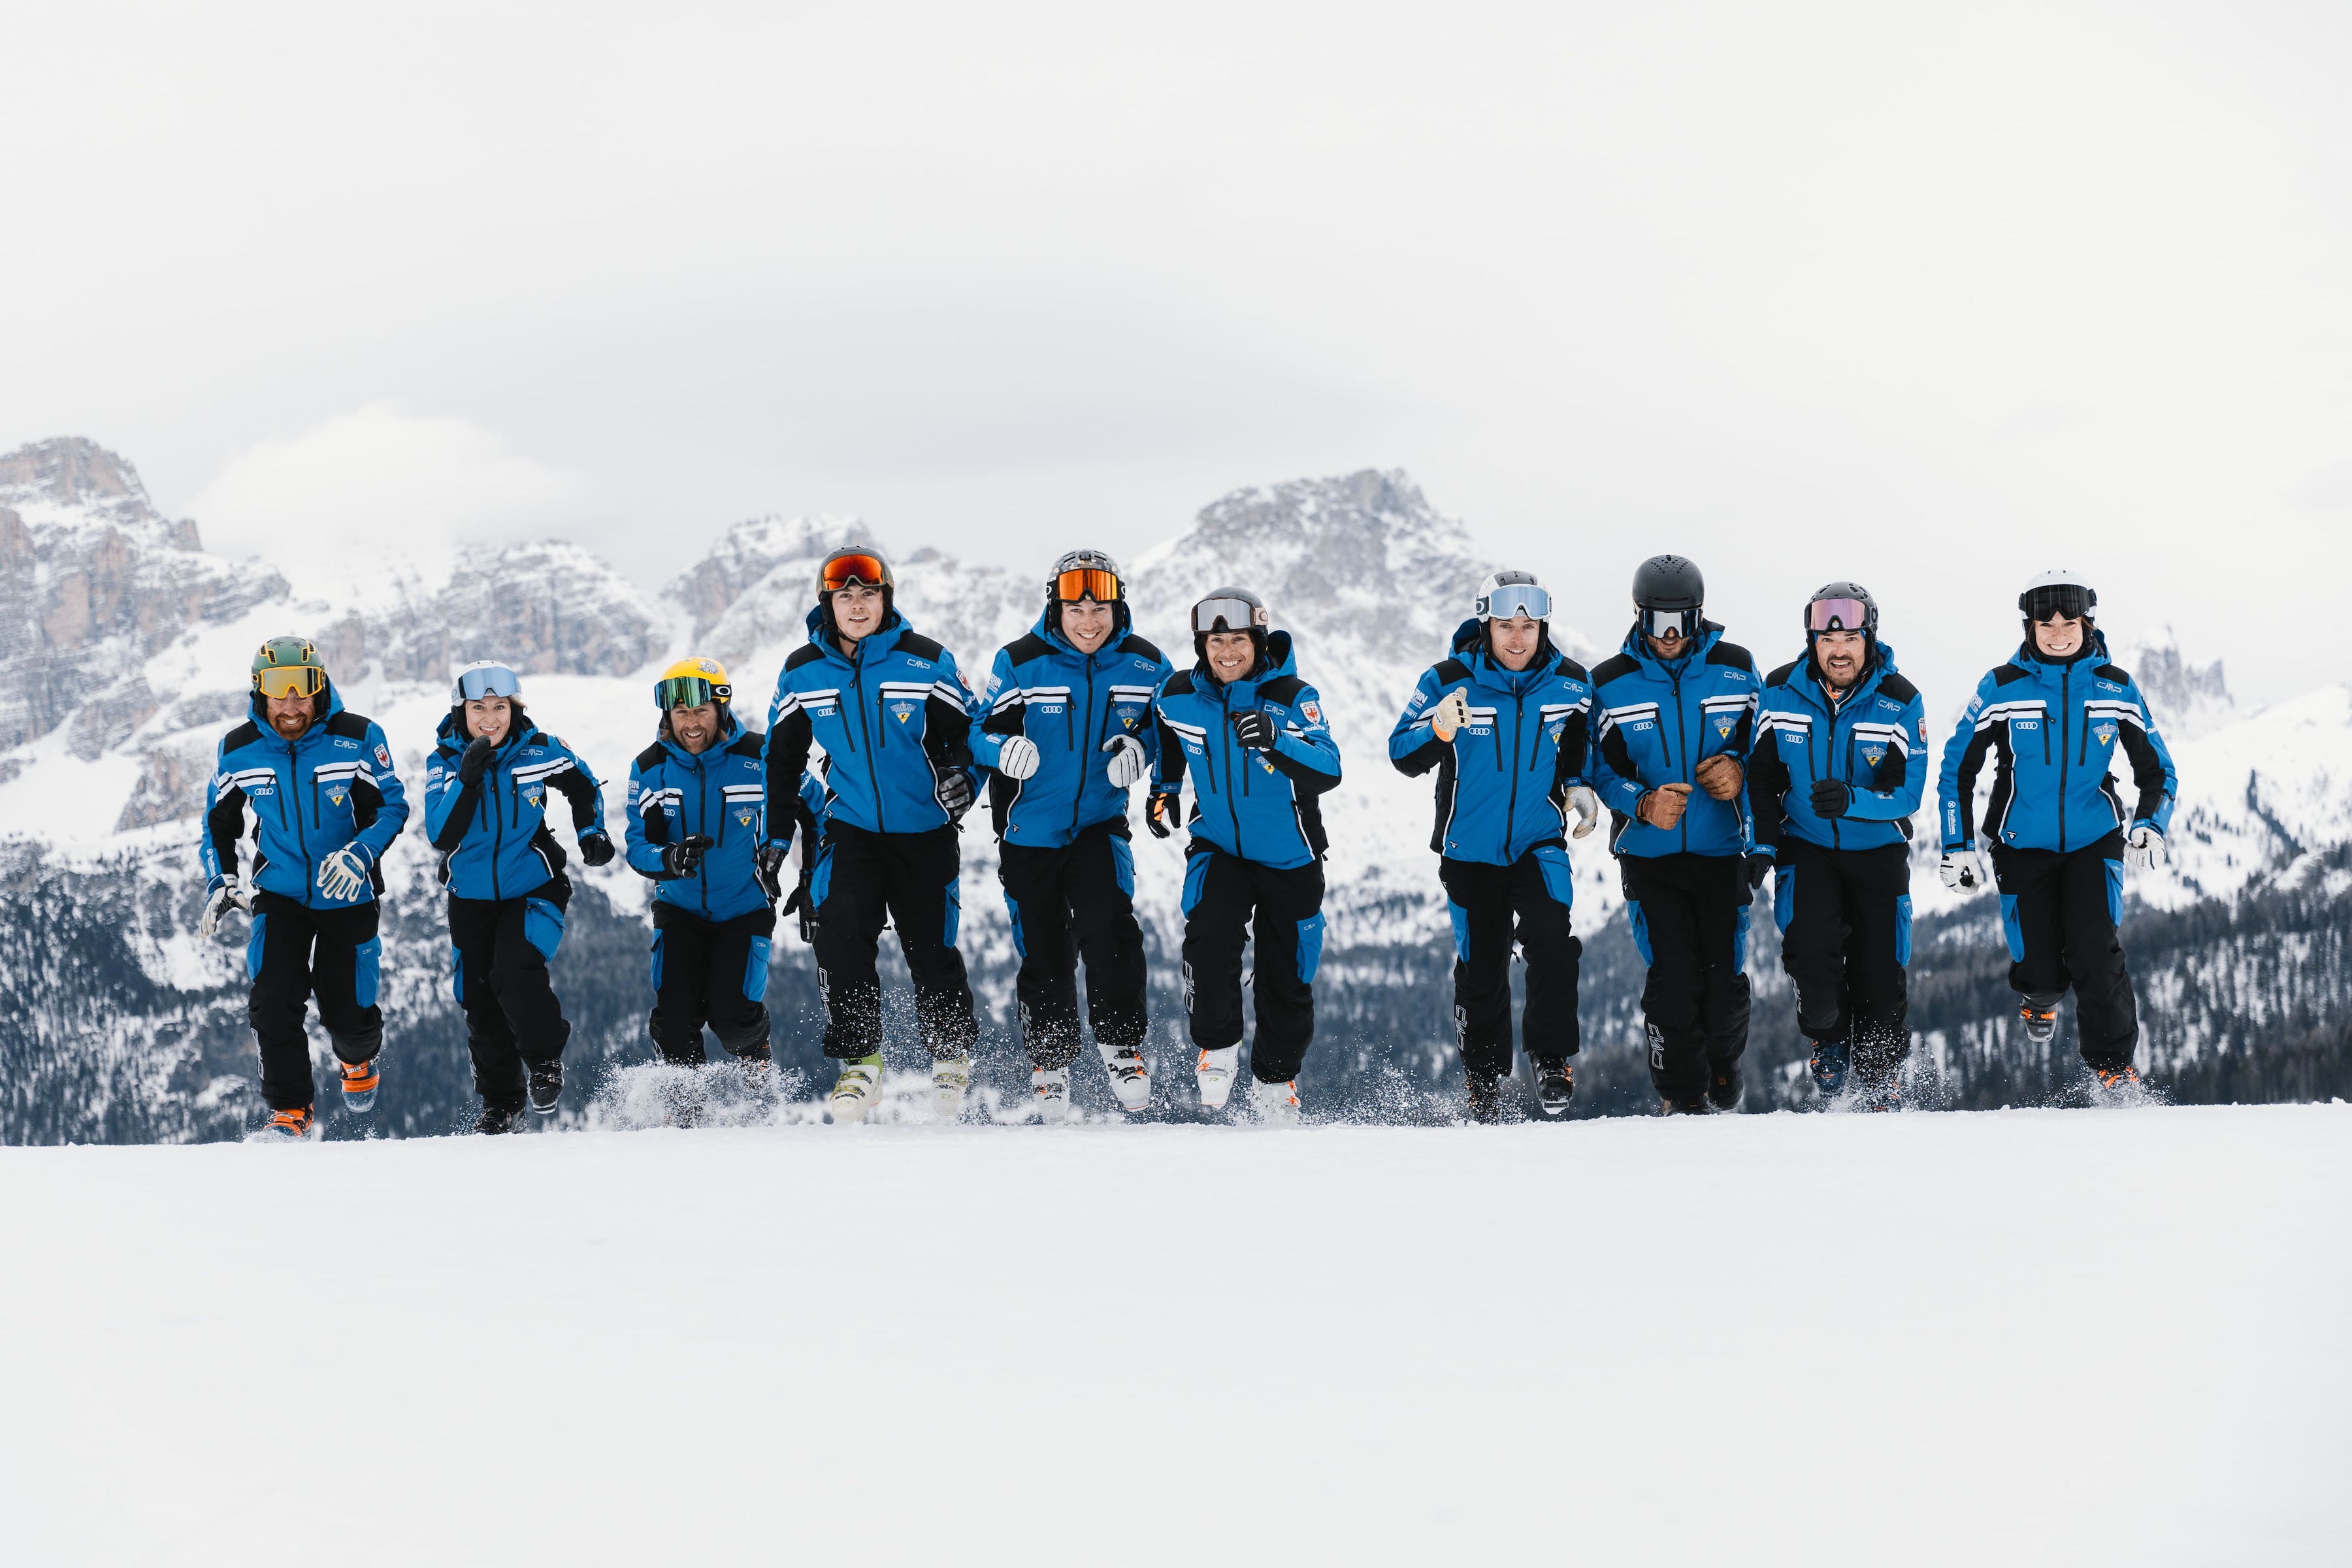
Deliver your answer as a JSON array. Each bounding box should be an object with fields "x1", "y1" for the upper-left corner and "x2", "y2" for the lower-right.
[
  {"x1": 1477, "y1": 583, "x2": 1551, "y2": 622},
  {"x1": 1055, "y1": 568, "x2": 1122, "y2": 604},
  {"x1": 2022, "y1": 585, "x2": 2093, "y2": 623},
  {"x1": 1642, "y1": 606, "x2": 1698, "y2": 641},
  {"x1": 657, "y1": 676, "x2": 726, "y2": 710},
  {"x1": 822, "y1": 553, "x2": 889, "y2": 593},
  {"x1": 1192, "y1": 596, "x2": 1266, "y2": 635},
  {"x1": 1806, "y1": 598, "x2": 1870, "y2": 634}
]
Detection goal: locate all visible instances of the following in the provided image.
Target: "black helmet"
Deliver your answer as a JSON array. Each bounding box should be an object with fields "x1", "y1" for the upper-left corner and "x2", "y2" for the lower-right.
[
  {"x1": 1191, "y1": 585, "x2": 1268, "y2": 671},
  {"x1": 1047, "y1": 547, "x2": 1129, "y2": 637},
  {"x1": 1631, "y1": 555, "x2": 1705, "y2": 611},
  {"x1": 1803, "y1": 581, "x2": 1878, "y2": 636}
]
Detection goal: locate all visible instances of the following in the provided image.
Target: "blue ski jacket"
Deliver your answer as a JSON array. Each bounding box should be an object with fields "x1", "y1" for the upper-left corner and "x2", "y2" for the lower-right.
[
  {"x1": 763, "y1": 607, "x2": 978, "y2": 840},
  {"x1": 625, "y1": 708, "x2": 783, "y2": 923},
  {"x1": 1590, "y1": 621, "x2": 1760, "y2": 859},
  {"x1": 200, "y1": 684, "x2": 410, "y2": 907},
  {"x1": 425, "y1": 711, "x2": 607, "y2": 901},
  {"x1": 970, "y1": 608, "x2": 1173, "y2": 849},
  {"x1": 1937, "y1": 631, "x2": 2178, "y2": 855},
  {"x1": 1747, "y1": 642, "x2": 1929, "y2": 856},
  {"x1": 1388, "y1": 619, "x2": 1593, "y2": 866},
  {"x1": 1147, "y1": 630, "x2": 1342, "y2": 871}
]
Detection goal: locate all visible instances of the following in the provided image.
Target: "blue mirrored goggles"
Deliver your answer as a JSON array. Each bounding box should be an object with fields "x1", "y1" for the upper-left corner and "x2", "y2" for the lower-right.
[
  {"x1": 1476, "y1": 583, "x2": 1551, "y2": 622},
  {"x1": 1642, "y1": 606, "x2": 1699, "y2": 641},
  {"x1": 453, "y1": 663, "x2": 523, "y2": 702}
]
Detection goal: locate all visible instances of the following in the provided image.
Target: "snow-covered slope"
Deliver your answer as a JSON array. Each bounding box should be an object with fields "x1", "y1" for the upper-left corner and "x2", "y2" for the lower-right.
[{"x1": 5, "y1": 1105, "x2": 2347, "y2": 1567}]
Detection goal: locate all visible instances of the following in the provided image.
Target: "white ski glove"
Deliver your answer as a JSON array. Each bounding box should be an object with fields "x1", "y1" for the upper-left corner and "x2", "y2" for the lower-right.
[
  {"x1": 1430, "y1": 689, "x2": 1471, "y2": 742},
  {"x1": 1938, "y1": 849, "x2": 1990, "y2": 892},
  {"x1": 1102, "y1": 733, "x2": 1149, "y2": 788},
  {"x1": 1564, "y1": 785, "x2": 1601, "y2": 840},
  {"x1": 2125, "y1": 824, "x2": 2164, "y2": 870},
  {"x1": 995, "y1": 734, "x2": 1041, "y2": 781},
  {"x1": 316, "y1": 845, "x2": 372, "y2": 902},
  {"x1": 199, "y1": 879, "x2": 252, "y2": 938}
]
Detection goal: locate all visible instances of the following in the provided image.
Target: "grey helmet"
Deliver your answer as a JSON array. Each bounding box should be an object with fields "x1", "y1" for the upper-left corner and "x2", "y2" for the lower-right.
[{"x1": 1632, "y1": 555, "x2": 1705, "y2": 643}]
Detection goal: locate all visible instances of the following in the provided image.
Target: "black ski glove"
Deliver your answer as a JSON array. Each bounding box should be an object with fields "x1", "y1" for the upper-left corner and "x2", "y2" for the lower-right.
[
  {"x1": 457, "y1": 736, "x2": 496, "y2": 785},
  {"x1": 782, "y1": 883, "x2": 814, "y2": 944},
  {"x1": 1145, "y1": 791, "x2": 1177, "y2": 840},
  {"x1": 578, "y1": 832, "x2": 615, "y2": 868},
  {"x1": 936, "y1": 769, "x2": 974, "y2": 819},
  {"x1": 1744, "y1": 853, "x2": 1774, "y2": 892},
  {"x1": 754, "y1": 840, "x2": 790, "y2": 903},
  {"x1": 660, "y1": 834, "x2": 715, "y2": 877},
  {"x1": 1232, "y1": 709, "x2": 1277, "y2": 751},
  {"x1": 1810, "y1": 778, "x2": 1851, "y2": 819}
]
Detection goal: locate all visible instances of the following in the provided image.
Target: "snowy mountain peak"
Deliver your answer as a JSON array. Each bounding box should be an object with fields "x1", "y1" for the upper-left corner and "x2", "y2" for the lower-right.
[
  {"x1": 0, "y1": 436, "x2": 197, "y2": 550},
  {"x1": 2117, "y1": 625, "x2": 2234, "y2": 741},
  {"x1": 666, "y1": 512, "x2": 873, "y2": 640}
]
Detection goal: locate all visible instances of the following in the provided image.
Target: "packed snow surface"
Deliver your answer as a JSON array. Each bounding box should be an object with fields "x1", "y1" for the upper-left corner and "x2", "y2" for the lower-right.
[{"x1": 5, "y1": 1105, "x2": 2347, "y2": 1566}]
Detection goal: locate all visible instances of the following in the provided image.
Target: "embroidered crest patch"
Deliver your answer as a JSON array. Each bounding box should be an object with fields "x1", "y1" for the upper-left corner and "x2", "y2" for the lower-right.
[{"x1": 1299, "y1": 700, "x2": 1322, "y2": 725}]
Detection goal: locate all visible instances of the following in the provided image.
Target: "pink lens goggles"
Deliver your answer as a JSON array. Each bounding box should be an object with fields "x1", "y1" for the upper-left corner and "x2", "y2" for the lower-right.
[{"x1": 1806, "y1": 598, "x2": 1870, "y2": 634}]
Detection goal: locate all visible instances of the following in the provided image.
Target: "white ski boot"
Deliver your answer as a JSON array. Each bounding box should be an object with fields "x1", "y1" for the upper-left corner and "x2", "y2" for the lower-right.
[
  {"x1": 1098, "y1": 1041, "x2": 1151, "y2": 1113},
  {"x1": 825, "y1": 1053, "x2": 885, "y2": 1124},
  {"x1": 933, "y1": 1054, "x2": 972, "y2": 1123},
  {"x1": 1252, "y1": 1075, "x2": 1301, "y2": 1125},
  {"x1": 1032, "y1": 1066, "x2": 1073, "y2": 1124},
  {"x1": 1196, "y1": 1045, "x2": 1240, "y2": 1110}
]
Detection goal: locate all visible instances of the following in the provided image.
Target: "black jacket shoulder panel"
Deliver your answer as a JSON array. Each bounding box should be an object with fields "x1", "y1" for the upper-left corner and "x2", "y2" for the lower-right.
[
  {"x1": 895, "y1": 631, "x2": 945, "y2": 662},
  {"x1": 1992, "y1": 663, "x2": 2033, "y2": 687},
  {"x1": 1553, "y1": 655, "x2": 1591, "y2": 683},
  {"x1": 221, "y1": 719, "x2": 262, "y2": 751},
  {"x1": 325, "y1": 711, "x2": 371, "y2": 740},
  {"x1": 634, "y1": 741, "x2": 669, "y2": 771},
  {"x1": 1591, "y1": 653, "x2": 1640, "y2": 686},
  {"x1": 1765, "y1": 659, "x2": 1804, "y2": 689},
  {"x1": 2093, "y1": 664, "x2": 2130, "y2": 685},
  {"x1": 784, "y1": 643, "x2": 828, "y2": 672},
  {"x1": 1161, "y1": 670, "x2": 1197, "y2": 698},
  {"x1": 1434, "y1": 657, "x2": 1470, "y2": 685},
  {"x1": 1122, "y1": 634, "x2": 1166, "y2": 664},
  {"x1": 1876, "y1": 671, "x2": 1921, "y2": 704},
  {"x1": 727, "y1": 730, "x2": 766, "y2": 760},
  {"x1": 1705, "y1": 641, "x2": 1756, "y2": 672},
  {"x1": 1004, "y1": 632, "x2": 1053, "y2": 666},
  {"x1": 1258, "y1": 674, "x2": 1309, "y2": 706}
]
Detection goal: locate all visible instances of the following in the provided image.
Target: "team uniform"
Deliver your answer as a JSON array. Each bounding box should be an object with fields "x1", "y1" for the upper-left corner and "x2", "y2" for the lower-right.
[
  {"x1": 425, "y1": 703, "x2": 608, "y2": 1122},
  {"x1": 1591, "y1": 620, "x2": 1760, "y2": 1109},
  {"x1": 971, "y1": 598, "x2": 1173, "y2": 1096},
  {"x1": 1389, "y1": 615, "x2": 1593, "y2": 1103},
  {"x1": 1749, "y1": 637, "x2": 1929, "y2": 1096},
  {"x1": 1149, "y1": 627, "x2": 1342, "y2": 1103},
  {"x1": 1936, "y1": 628, "x2": 2177, "y2": 1077},
  {"x1": 201, "y1": 678, "x2": 410, "y2": 1129}
]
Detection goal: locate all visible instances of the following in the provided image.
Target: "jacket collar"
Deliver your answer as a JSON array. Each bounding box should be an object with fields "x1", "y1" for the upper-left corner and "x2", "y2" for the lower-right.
[
  {"x1": 1790, "y1": 640, "x2": 1899, "y2": 714},
  {"x1": 656, "y1": 707, "x2": 742, "y2": 767},
  {"x1": 1032, "y1": 606, "x2": 1132, "y2": 664},
  {"x1": 802, "y1": 604, "x2": 909, "y2": 665},
  {"x1": 1449, "y1": 617, "x2": 1554, "y2": 694},
  {"x1": 2013, "y1": 628, "x2": 2110, "y2": 676},
  {"x1": 1196, "y1": 629, "x2": 1298, "y2": 700},
  {"x1": 247, "y1": 679, "x2": 348, "y2": 749},
  {"x1": 434, "y1": 707, "x2": 540, "y2": 758},
  {"x1": 1618, "y1": 619, "x2": 1723, "y2": 678}
]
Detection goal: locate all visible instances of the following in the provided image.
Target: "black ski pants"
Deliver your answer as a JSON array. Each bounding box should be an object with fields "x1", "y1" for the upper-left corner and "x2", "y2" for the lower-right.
[
  {"x1": 1181, "y1": 845, "x2": 1326, "y2": 1085},
  {"x1": 812, "y1": 821, "x2": 978, "y2": 1061},
  {"x1": 1622, "y1": 851, "x2": 1752, "y2": 1102},
  {"x1": 449, "y1": 878, "x2": 572, "y2": 1113},
  {"x1": 1000, "y1": 819, "x2": 1149, "y2": 1068},
  {"x1": 649, "y1": 905, "x2": 777, "y2": 1066},
  {"x1": 1439, "y1": 847, "x2": 1582, "y2": 1078},
  {"x1": 1774, "y1": 839, "x2": 1911, "y2": 1079},
  {"x1": 247, "y1": 892, "x2": 383, "y2": 1111},
  {"x1": 1992, "y1": 832, "x2": 2138, "y2": 1073}
]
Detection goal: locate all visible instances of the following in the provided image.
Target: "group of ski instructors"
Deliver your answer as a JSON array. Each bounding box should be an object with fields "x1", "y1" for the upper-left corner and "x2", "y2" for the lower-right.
[{"x1": 197, "y1": 544, "x2": 2178, "y2": 1139}]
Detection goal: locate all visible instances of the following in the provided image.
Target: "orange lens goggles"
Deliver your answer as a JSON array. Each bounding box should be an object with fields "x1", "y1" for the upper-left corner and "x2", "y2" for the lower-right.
[
  {"x1": 1054, "y1": 568, "x2": 1121, "y2": 604},
  {"x1": 821, "y1": 554, "x2": 889, "y2": 593},
  {"x1": 254, "y1": 666, "x2": 326, "y2": 700}
]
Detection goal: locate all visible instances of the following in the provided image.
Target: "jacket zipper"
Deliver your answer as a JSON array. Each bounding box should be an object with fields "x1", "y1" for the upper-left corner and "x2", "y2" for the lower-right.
[
  {"x1": 1501, "y1": 683, "x2": 1524, "y2": 861},
  {"x1": 1221, "y1": 683, "x2": 1247, "y2": 860},
  {"x1": 849, "y1": 649, "x2": 885, "y2": 832},
  {"x1": 1671, "y1": 664, "x2": 1690, "y2": 855},
  {"x1": 286, "y1": 736, "x2": 314, "y2": 892},
  {"x1": 1070, "y1": 658, "x2": 1097, "y2": 838},
  {"x1": 2057, "y1": 665, "x2": 2071, "y2": 852}
]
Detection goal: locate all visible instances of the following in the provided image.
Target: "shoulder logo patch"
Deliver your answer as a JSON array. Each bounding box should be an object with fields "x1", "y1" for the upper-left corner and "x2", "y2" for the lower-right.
[{"x1": 1299, "y1": 700, "x2": 1322, "y2": 725}]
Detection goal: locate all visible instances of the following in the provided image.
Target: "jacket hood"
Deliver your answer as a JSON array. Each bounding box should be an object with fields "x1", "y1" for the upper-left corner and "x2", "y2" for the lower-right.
[
  {"x1": 1197, "y1": 628, "x2": 1298, "y2": 691},
  {"x1": 246, "y1": 678, "x2": 348, "y2": 734}
]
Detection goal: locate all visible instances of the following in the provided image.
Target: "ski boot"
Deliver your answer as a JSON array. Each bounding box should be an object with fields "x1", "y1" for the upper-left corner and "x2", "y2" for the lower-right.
[
  {"x1": 2092, "y1": 1064, "x2": 2149, "y2": 1105},
  {"x1": 1098, "y1": 1040, "x2": 1152, "y2": 1113},
  {"x1": 246, "y1": 1105, "x2": 317, "y2": 1143},
  {"x1": 1252, "y1": 1076, "x2": 1301, "y2": 1125},
  {"x1": 736, "y1": 1039, "x2": 774, "y2": 1095},
  {"x1": 1854, "y1": 1072, "x2": 1903, "y2": 1113},
  {"x1": 826, "y1": 1053, "x2": 885, "y2": 1124},
  {"x1": 1032, "y1": 1066, "x2": 1072, "y2": 1124},
  {"x1": 338, "y1": 1054, "x2": 380, "y2": 1115},
  {"x1": 1535, "y1": 1060, "x2": 1575, "y2": 1119},
  {"x1": 2019, "y1": 1003, "x2": 2059, "y2": 1046},
  {"x1": 932, "y1": 1054, "x2": 972, "y2": 1122},
  {"x1": 1808, "y1": 1037, "x2": 1851, "y2": 1098},
  {"x1": 474, "y1": 1103, "x2": 524, "y2": 1135},
  {"x1": 1464, "y1": 1071, "x2": 1503, "y2": 1125},
  {"x1": 1196, "y1": 1045, "x2": 1240, "y2": 1110},
  {"x1": 1659, "y1": 1096, "x2": 1710, "y2": 1116},
  {"x1": 1707, "y1": 1064, "x2": 1744, "y2": 1112},
  {"x1": 527, "y1": 1059, "x2": 563, "y2": 1115}
]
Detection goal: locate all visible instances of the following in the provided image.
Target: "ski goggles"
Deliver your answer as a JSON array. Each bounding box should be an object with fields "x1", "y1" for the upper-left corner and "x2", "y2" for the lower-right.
[
  {"x1": 2021, "y1": 583, "x2": 2094, "y2": 623},
  {"x1": 1054, "y1": 567, "x2": 1122, "y2": 604},
  {"x1": 253, "y1": 664, "x2": 326, "y2": 700},
  {"x1": 453, "y1": 663, "x2": 524, "y2": 702},
  {"x1": 1192, "y1": 596, "x2": 1268, "y2": 634},
  {"x1": 657, "y1": 676, "x2": 730, "y2": 710},
  {"x1": 1476, "y1": 582, "x2": 1550, "y2": 622},
  {"x1": 1805, "y1": 597, "x2": 1870, "y2": 634},
  {"x1": 821, "y1": 553, "x2": 889, "y2": 593},
  {"x1": 1641, "y1": 606, "x2": 1699, "y2": 641}
]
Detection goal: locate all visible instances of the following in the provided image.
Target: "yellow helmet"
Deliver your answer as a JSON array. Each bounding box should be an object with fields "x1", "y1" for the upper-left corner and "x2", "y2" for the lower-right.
[{"x1": 655, "y1": 656, "x2": 732, "y2": 710}]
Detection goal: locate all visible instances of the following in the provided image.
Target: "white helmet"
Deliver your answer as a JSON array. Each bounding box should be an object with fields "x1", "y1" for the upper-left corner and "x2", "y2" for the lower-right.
[
  {"x1": 450, "y1": 660, "x2": 524, "y2": 706},
  {"x1": 1474, "y1": 570, "x2": 1551, "y2": 623},
  {"x1": 2018, "y1": 568, "x2": 2097, "y2": 625}
]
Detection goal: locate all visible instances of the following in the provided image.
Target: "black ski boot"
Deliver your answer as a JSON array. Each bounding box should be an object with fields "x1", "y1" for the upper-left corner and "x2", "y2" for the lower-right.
[
  {"x1": 1464, "y1": 1071, "x2": 1503, "y2": 1125},
  {"x1": 2019, "y1": 1002, "x2": 2059, "y2": 1046},
  {"x1": 1808, "y1": 1037, "x2": 1851, "y2": 1097},
  {"x1": 1707, "y1": 1064, "x2": 1744, "y2": 1112},
  {"x1": 1535, "y1": 1060, "x2": 1575, "y2": 1119},
  {"x1": 1659, "y1": 1096, "x2": 1710, "y2": 1116},
  {"x1": 528, "y1": 1059, "x2": 563, "y2": 1115},
  {"x1": 476, "y1": 1102, "x2": 524, "y2": 1135}
]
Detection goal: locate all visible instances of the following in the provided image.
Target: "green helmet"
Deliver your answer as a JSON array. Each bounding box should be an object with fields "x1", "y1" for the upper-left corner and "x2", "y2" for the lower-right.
[{"x1": 252, "y1": 636, "x2": 328, "y2": 700}]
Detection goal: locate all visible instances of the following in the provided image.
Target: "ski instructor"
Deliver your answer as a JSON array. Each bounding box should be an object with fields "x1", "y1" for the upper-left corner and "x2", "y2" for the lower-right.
[
  {"x1": 970, "y1": 548, "x2": 1173, "y2": 1120},
  {"x1": 198, "y1": 636, "x2": 412, "y2": 1140}
]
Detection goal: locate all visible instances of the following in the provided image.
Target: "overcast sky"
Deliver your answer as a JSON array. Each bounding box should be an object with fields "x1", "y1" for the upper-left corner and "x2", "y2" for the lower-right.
[{"x1": 5, "y1": 1, "x2": 2348, "y2": 708}]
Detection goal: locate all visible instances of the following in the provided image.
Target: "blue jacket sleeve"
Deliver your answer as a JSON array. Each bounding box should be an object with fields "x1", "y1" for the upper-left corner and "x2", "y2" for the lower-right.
[
  {"x1": 2116, "y1": 674, "x2": 2178, "y2": 835},
  {"x1": 1936, "y1": 672, "x2": 2001, "y2": 851},
  {"x1": 353, "y1": 723, "x2": 409, "y2": 864},
  {"x1": 1593, "y1": 706, "x2": 1650, "y2": 819},
  {"x1": 1846, "y1": 689, "x2": 1930, "y2": 823},
  {"x1": 1388, "y1": 666, "x2": 1450, "y2": 776},
  {"x1": 1267, "y1": 681, "x2": 1342, "y2": 791},
  {"x1": 547, "y1": 741, "x2": 609, "y2": 841},
  {"x1": 199, "y1": 736, "x2": 244, "y2": 890},
  {"x1": 1139, "y1": 657, "x2": 1174, "y2": 770},
  {"x1": 969, "y1": 647, "x2": 1021, "y2": 770},
  {"x1": 623, "y1": 758, "x2": 670, "y2": 877}
]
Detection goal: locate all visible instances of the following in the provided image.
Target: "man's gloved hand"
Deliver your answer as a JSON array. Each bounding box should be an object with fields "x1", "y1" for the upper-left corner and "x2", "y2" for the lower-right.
[
  {"x1": 1564, "y1": 785, "x2": 1601, "y2": 840},
  {"x1": 754, "y1": 840, "x2": 791, "y2": 902},
  {"x1": 1102, "y1": 734, "x2": 1149, "y2": 788},
  {"x1": 661, "y1": 834, "x2": 715, "y2": 878},
  {"x1": 1693, "y1": 754, "x2": 1744, "y2": 801},
  {"x1": 578, "y1": 832, "x2": 615, "y2": 868},
  {"x1": 1810, "y1": 778, "x2": 1851, "y2": 819},
  {"x1": 1430, "y1": 689, "x2": 1472, "y2": 743},
  {"x1": 1638, "y1": 782, "x2": 1693, "y2": 829},
  {"x1": 199, "y1": 879, "x2": 252, "y2": 939},
  {"x1": 1145, "y1": 791, "x2": 1179, "y2": 840},
  {"x1": 316, "y1": 845, "x2": 372, "y2": 902},
  {"x1": 1231, "y1": 709, "x2": 1277, "y2": 751},
  {"x1": 994, "y1": 735, "x2": 1041, "y2": 781},
  {"x1": 2125, "y1": 824, "x2": 2164, "y2": 870},
  {"x1": 1938, "y1": 849, "x2": 1989, "y2": 891},
  {"x1": 457, "y1": 735, "x2": 497, "y2": 785},
  {"x1": 1744, "y1": 853, "x2": 1774, "y2": 892},
  {"x1": 936, "y1": 768, "x2": 975, "y2": 819}
]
